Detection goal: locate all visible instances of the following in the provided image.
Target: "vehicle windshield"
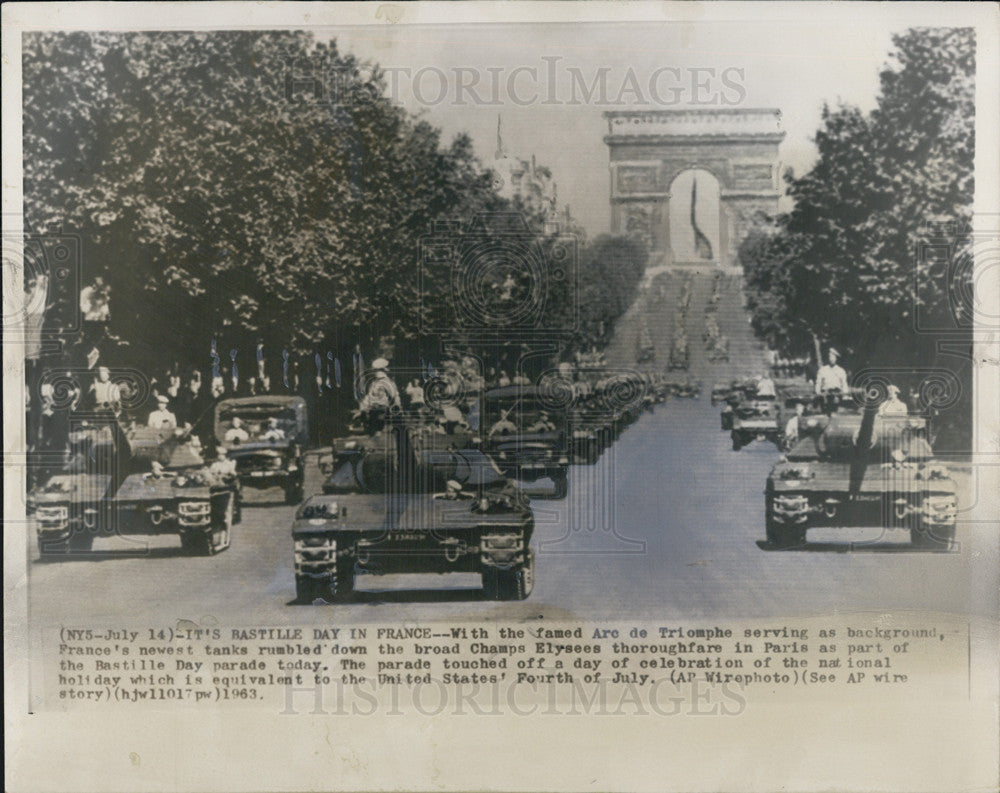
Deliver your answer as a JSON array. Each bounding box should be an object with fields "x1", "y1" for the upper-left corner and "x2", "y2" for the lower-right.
[
  {"x1": 219, "y1": 405, "x2": 297, "y2": 443},
  {"x1": 484, "y1": 396, "x2": 560, "y2": 433}
]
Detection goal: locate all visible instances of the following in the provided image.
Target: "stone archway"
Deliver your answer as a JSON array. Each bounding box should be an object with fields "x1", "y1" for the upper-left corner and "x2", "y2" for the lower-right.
[{"x1": 604, "y1": 109, "x2": 785, "y2": 269}]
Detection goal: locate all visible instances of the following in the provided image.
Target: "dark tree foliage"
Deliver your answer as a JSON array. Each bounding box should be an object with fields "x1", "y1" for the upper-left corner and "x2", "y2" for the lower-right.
[
  {"x1": 740, "y1": 28, "x2": 974, "y2": 369},
  {"x1": 22, "y1": 31, "x2": 509, "y2": 370},
  {"x1": 575, "y1": 234, "x2": 649, "y2": 351},
  {"x1": 23, "y1": 30, "x2": 640, "y2": 384}
]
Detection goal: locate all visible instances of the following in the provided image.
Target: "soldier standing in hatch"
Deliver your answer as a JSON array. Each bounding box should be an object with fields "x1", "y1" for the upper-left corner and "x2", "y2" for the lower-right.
[
  {"x1": 815, "y1": 347, "x2": 849, "y2": 396},
  {"x1": 878, "y1": 384, "x2": 909, "y2": 416}
]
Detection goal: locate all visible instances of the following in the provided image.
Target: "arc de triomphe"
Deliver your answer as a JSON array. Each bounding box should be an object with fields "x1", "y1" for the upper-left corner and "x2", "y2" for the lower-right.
[{"x1": 604, "y1": 108, "x2": 785, "y2": 269}]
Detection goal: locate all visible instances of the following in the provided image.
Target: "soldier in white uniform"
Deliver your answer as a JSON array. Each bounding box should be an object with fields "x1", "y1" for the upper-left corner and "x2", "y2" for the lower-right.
[
  {"x1": 224, "y1": 416, "x2": 250, "y2": 443},
  {"x1": 755, "y1": 373, "x2": 777, "y2": 398},
  {"x1": 358, "y1": 358, "x2": 401, "y2": 432},
  {"x1": 783, "y1": 402, "x2": 806, "y2": 449},
  {"x1": 147, "y1": 394, "x2": 177, "y2": 430},
  {"x1": 878, "y1": 384, "x2": 909, "y2": 416},
  {"x1": 260, "y1": 417, "x2": 286, "y2": 441},
  {"x1": 815, "y1": 348, "x2": 849, "y2": 395}
]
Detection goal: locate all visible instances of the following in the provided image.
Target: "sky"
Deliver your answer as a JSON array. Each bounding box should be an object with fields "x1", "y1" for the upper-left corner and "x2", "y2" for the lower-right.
[{"x1": 318, "y1": 21, "x2": 898, "y2": 237}]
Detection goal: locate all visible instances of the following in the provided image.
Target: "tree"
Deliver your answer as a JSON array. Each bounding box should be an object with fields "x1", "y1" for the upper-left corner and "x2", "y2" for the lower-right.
[
  {"x1": 574, "y1": 234, "x2": 649, "y2": 352},
  {"x1": 22, "y1": 31, "x2": 511, "y2": 376},
  {"x1": 741, "y1": 27, "x2": 975, "y2": 370}
]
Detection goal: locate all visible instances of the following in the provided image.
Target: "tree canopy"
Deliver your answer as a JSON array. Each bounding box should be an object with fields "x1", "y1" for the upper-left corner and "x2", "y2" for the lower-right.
[
  {"x1": 23, "y1": 30, "x2": 639, "y2": 377},
  {"x1": 740, "y1": 27, "x2": 975, "y2": 367},
  {"x1": 23, "y1": 31, "x2": 510, "y2": 365}
]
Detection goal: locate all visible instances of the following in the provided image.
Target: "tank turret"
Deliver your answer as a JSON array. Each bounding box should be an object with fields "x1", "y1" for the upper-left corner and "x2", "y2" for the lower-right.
[{"x1": 765, "y1": 393, "x2": 956, "y2": 551}]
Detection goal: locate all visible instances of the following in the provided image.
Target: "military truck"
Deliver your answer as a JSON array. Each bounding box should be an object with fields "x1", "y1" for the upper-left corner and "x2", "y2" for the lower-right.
[
  {"x1": 33, "y1": 419, "x2": 240, "y2": 557},
  {"x1": 296, "y1": 425, "x2": 535, "y2": 603},
  {"x1": 765, "y1": 402, "x2": 957, "y2": 550},
  {"x1": 481, "y1": 385, "x2": 569, "y2": 499},
  {"x1": 214, "y1": 396, "x2": 307, "y2": 504}
]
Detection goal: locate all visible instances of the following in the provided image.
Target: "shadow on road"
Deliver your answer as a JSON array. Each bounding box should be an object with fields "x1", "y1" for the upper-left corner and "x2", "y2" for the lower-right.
[
  {"x1": 34, "y1": 546, "x2": 189, "y2": 563},
  {"x1": 755, "y1": 540, "x2": 954, "y2": 554},
  {"x1": 287, "y1": 586, "x2": 492, "y2": 607}
]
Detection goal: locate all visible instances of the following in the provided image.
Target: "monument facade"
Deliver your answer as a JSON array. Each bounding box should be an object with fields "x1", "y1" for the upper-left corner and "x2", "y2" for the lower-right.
[{"x1": 604, "y1": 109, "x2": 785, "y2": 268}]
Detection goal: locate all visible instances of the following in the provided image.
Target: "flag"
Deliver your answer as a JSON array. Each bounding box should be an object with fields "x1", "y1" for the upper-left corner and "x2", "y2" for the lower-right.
[
  {"x1": 691, "y1": 179, "x2": 713, "y2": 260},
  {"x1": 495, "y1": 114, "x2": 505, "y2": 160}
]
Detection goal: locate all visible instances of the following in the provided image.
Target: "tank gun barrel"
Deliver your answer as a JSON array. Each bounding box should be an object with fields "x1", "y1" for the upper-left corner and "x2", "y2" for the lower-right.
[
  {"x1": 848, "y1": 390, "x2": 881, "y2": 494},
  {"x1": 855, "y1": 396, "x2": 880, "y2": 453}
]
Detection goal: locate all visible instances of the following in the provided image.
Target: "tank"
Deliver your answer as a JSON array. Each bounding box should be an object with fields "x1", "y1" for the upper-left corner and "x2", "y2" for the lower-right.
[
  {"x1": 34, "y1": 420, "x2": 241, "y2": 557},
  {"x1": 764, "y1": 402, "x2": 956, "y2": 549},
  {"x1": 294, "y1": 423, "x2": 535, "y2": 603},
  {"x1": 716, "y1": 379, "x2": 757, "y2": 428}
]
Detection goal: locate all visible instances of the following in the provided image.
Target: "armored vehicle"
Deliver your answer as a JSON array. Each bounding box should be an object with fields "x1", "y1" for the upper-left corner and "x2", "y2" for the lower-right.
[
  {"x1": 636, "y1": 327, "x2": 655, "y2": 364},
  {"x1": 765, "y1": 403, "x2": 956, "y2": 550},
  {"x1": 716, "y1": 379, "x2": 760, "y2": 428},
  {"x1": 729, "y1": 394, "x2": 780, "y2": 451},
  {"x1": 403, "y1": 406, "x2": 478, "y2": 454},
  {"x1": 566, "y1": 400, "x2": 613, "y2": 465},
  {"x1": 710, "y1": 382, "x2": 733, "y2": 407},
  {"x1": 214, "y1": 396, "x2": 307, "y2": 504},
  {"x1": 34, "y1": 420, "x2": 240, "y2": 556},
  {"x1": 645, "y1": 372, "x2": 668, "y2": 405},
  {"x1": 774, "y1": 384, "x2": 824, "y2": 450},
  {"x1": 663, "y1": 377, "x2": 700, "y2": 399},
  {"x1": 296, "y1": 426, "x2": 535, "y2": 603},
  {"x1": 31, "y1": 420, "x2": 122, "y2": 554},
  {"x1": 481, "y1": 385, "x2": 569, "y2": 499},
  {"x1": 668, "y1": 338, "x2": 689, "y2": 371}
]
